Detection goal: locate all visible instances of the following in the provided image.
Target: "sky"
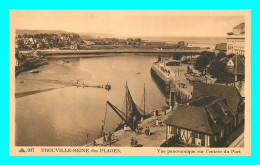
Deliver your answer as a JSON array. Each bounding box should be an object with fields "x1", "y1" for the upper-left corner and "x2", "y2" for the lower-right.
[{"x1": 11, "y1": 10, "x2": 245, "y2": 37}]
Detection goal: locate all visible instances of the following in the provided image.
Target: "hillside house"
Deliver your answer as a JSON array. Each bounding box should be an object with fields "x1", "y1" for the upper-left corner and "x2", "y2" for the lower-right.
[{"x1": 70, "y1": 41, "x2": 78, "y2": 50}]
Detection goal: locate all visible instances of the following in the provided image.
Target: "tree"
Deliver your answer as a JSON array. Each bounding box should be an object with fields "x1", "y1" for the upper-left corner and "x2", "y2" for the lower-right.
[
  {"x1": 126, "y1": 38, "x2": 134, "y2": 45},
  {"x1": 134, "y1": 38, "x2": 142, "y2": 44},
  {"x1": 216, "y1": 51, "x2": 226, "y2": 61},
  {"x1": 201, "y1": 51, "x2": 215, "y2": 61},
  {"x1": 208, "y1": 60, "x2": 228, "y2": 79},
  {"x1": 173, "y1": 52, "x2": 182, "y2": 60},
  {"x1": 194, "y1": 55, "x2": 210, "y2": 74},
  {"x1": 208, "y1": 53, "x2": 230, "y2": 80},
  {"x1": 194, "y1": 51, "x2": 216, "y2": 74},
  {"x1": 226, "y1": 53, "x2": 235, "y2": 58}
]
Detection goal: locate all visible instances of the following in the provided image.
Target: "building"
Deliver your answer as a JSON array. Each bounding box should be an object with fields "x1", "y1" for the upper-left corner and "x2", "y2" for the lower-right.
[
  {"x1": 61, "y1": 35, "x2": 71, "y2": 45},
  {"x1": 227, "y1": 23, "x2": 245, "y2": 56},
  {"x1": 215, "y1": 43, "x2": 227, "y2": 54},
  {"x1": 227, "y1": 56, "x2": 245, "y2": 82},
  {"x1": 192, "y1": 83, "x2": 244, "y2": 127},
  {"x1": 219, "y1": 55, "x2": 245, "y2": 82},
  {"x1": 180, "y1": 55, "x2": 200, "y2": 64},
  {"x1": 164, "y1": 83, "x2": 244, "y2": 147},
  {"x1": 70, "y1": 41, "x2": 78, "y2": 50},
  {"x1": 230, "y1": 55, "x2": 245, "y2": 81},
  {"x1": 164, "y1": 96, "x2": 234, "y2": 147},
  {"x1": 177, "y1": 41, "x2": 186, "y2": 49},
  {"x1": 83, "y1": 40, "x2": 95, "y2": 46}
]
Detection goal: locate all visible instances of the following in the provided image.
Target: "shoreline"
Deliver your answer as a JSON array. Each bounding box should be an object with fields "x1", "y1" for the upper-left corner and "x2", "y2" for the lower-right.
[
  {"x1": 43, "y1": 53, "x2": 174, "y2": 59},
  {"x1": 19, "y1": 48, "x2": 208, "y2": 57}
]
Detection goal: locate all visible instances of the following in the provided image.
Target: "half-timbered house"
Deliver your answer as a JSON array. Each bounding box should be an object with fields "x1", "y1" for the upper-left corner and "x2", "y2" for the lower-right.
[{"x1": 164, "y1": 95, "x2": 234, "y2": 147}]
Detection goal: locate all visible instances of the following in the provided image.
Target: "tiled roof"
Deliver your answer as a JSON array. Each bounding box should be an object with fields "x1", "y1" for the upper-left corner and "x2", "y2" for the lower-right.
[
  {"x1": 192, "y1": 83, "x2": 242, "y2": 116},
  {"x1": 164, "y1": 96, "x2": 234, "y2": 135},
  {"x1": 233, "y1": 23, "x2": 245, "y2": 29}
]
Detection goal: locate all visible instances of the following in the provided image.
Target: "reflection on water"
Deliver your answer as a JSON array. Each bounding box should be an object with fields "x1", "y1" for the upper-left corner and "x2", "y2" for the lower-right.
[{"x1": 15, "y1": 55, "x2": 166, "y2": 146}]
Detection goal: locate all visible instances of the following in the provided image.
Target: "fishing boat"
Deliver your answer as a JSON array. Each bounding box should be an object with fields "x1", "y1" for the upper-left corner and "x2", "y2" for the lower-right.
[
  {"x1": 29, "y1": 69, "x2": 40, "y2": 73},
  {"x1": 91, "y1": 82, "x2": 151, "y2": 146},
  {"x1": 105, "y1": 81, "x2": 111, "y2": 91},
  {"x1": 103, "y1": 82, "x2": 148, "y2": 132}
]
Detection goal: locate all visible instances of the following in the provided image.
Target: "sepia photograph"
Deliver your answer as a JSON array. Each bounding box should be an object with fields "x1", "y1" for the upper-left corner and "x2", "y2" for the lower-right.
[{"x1": 9, "y1": 10, "x2": 251, "y2": 156}]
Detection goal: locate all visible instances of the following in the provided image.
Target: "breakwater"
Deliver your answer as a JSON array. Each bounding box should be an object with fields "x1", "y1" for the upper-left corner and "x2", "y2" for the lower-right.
[
  {"x1": 150, "y1": 62, "x2": 193, "y2": 103},
  {"x1": 150, "y1": 63, "x2": 171, "y2": 96}
]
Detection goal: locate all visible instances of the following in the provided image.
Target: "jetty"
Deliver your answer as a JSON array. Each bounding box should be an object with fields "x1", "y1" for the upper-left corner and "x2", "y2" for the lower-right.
[{"x1": 150, "y1": 59, "x2": 198, "y2": 102}]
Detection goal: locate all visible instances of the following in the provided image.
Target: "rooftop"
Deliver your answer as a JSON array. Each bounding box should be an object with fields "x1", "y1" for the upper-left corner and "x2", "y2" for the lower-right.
[
  {"x1": 189, "y1": 96, "x2": 220, "y2": 107},
  {"x1": 164, "y1": 96, "x2": 234, "y2": 135},
  {"x1": 192, "y1": 83, "x2": 243, "y2": 116},
  {"x1": 233, "y1": 23, "x2": 245, "y2": 30},
  {"x1": 215, "y1": 43, "x2": 227, "y2": 51}
]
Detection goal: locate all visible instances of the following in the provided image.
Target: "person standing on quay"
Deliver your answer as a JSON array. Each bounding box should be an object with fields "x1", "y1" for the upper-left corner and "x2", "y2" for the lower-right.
[{"x1": 107, "y1": 132, "x2": 112, "y2": 147}]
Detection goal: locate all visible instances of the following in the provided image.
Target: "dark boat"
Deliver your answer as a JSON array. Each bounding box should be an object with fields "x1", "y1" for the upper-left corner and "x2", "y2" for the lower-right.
[{"x1": 105, "y1": 84, "x2": 111, "y2": 91}]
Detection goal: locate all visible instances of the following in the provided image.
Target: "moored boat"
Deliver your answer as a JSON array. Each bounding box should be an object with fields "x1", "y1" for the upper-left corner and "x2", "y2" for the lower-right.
[
  {"x1": 105, "y1": 82, "x2": 149, "y2": 132},
  {"x1": 29, "y1": 69, "x2": 40, "y2": 73}
]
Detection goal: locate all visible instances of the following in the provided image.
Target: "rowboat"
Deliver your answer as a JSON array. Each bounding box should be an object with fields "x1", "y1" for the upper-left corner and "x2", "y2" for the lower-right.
[{"x1": 29, "y1": 69, "x2": 40, "y2": 73}]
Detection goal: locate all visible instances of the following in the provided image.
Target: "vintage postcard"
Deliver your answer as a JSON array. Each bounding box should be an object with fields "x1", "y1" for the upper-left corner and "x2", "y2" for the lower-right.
[{"x1": 9, "y1": 10, "x2": 251, "y2": 156}]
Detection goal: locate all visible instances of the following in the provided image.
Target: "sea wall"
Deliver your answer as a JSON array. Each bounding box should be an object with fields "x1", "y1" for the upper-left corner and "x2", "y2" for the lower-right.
[
  {"x1": 150, "y1": 63, "x2": 171, "y2": 97},
  {"x1": 151, "y1": 63, "x2": 193, "y2": 103}
]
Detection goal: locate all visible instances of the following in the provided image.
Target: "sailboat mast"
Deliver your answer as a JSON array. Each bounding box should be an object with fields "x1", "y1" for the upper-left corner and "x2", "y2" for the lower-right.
[
  {"x1": 144, "y1": 83, "x2": 146, "y2": 116},
  {"x1": 125, "y1": 81, "x2": 128, "y2": 122},
  {"x1": 100, "y1": 103, "x2": 108, "y2": 137}
]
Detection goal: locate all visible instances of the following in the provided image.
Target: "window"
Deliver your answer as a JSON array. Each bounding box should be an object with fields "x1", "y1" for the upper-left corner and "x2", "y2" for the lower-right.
[
  {"x1": 169, "y1": 126, "x2": 173, "y2": 134},
  {"x1": 220, "y1": 129, "x2": 224, "y2": 138},
  {"x1": 178, "y1": 128, "x2": 181, "y2": 135},
  {"x1": 199, "y1": 133, "x2": 203, "y2": 139},
  {"x1": 195, "y1": 132, "x2": 199, "y2": 138},
  {"x1": 174, "y1": 127, "x2": 177, "y2": 134}
]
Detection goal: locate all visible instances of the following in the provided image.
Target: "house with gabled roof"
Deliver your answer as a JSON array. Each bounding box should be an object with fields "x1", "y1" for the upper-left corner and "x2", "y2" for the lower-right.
[
  {"x1": 164, "y1": 83, "x2": 244, "y2": 147},
  {"x1": 164, "y1": 95, "x2": 234, "y2": 147},
  {"x1": 218, "y1": 55, "x2": 245, "y2": 82},
  {"x1": 192, "y1": 83, "x2": 244, "y2": 127}
]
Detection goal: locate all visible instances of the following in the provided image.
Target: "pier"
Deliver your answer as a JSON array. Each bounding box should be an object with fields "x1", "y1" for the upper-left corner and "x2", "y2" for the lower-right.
[{"x1": 151, "y1": 60, "x2": 196, "y2": 102}]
